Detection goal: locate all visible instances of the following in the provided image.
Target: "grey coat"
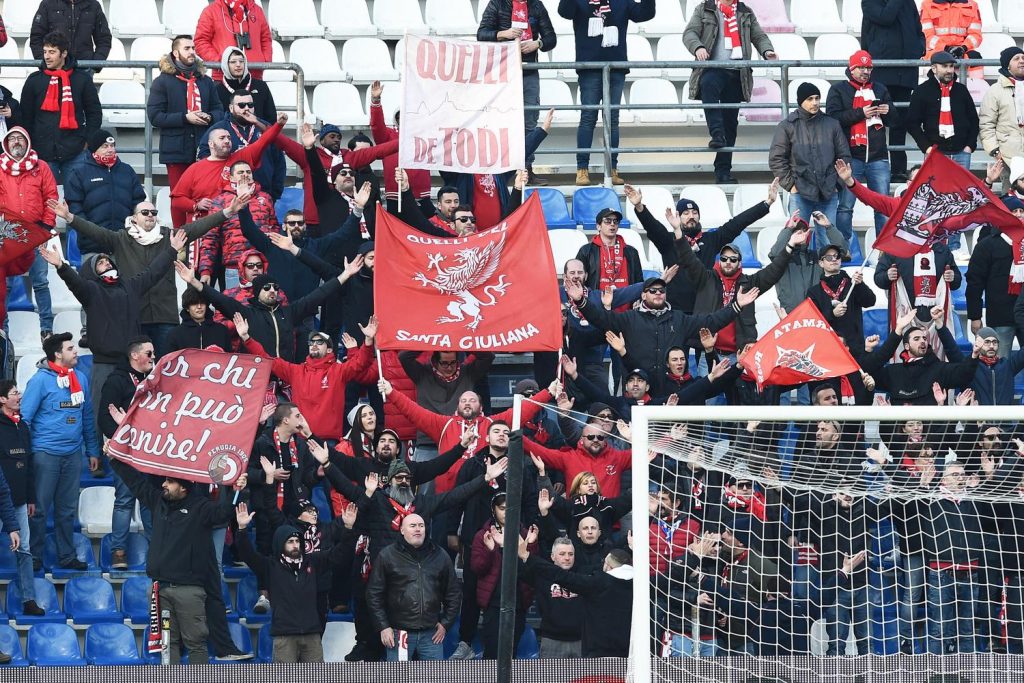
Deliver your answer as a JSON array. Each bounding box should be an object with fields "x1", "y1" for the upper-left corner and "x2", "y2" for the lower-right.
[
  {"x1": 769, "y1": 222, "x2": 850, "y2": 313},
  {"x1": 682, "y1": 0, "x2": 774, "y2": 102},
  {"x1": 769, "y1": 108, "x2": 852, "y2": 202}
]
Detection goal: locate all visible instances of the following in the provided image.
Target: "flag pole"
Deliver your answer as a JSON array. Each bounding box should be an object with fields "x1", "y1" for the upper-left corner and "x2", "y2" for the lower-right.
[
  {"x1": 842, "y1": 248, "x2": 877, "y2": 305},
  {"x1": 376, "y1": 348, "x2": 387, "y2": 403}
]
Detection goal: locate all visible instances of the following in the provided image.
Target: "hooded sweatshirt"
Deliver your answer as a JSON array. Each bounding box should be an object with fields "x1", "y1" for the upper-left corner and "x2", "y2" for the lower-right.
[
  {"x1": 0, "y1": 127, "x2": 58, "y2": 226},
  {"x1": 215, "y1": 47, "x2": 278, "y2": 121}
]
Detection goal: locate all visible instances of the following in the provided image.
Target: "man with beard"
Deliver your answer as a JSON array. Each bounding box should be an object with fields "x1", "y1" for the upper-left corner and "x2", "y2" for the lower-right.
[
  {"x1": 806, "y1": 243, "x2": 876, "y2": 349},
  {"x1": 525, "y1": 422, "x2": 631, "y2": 500},
  {"x1": 948, "y1": 325, "x2": 1024, "y2": 404},
  {"x1": 906, "y1": 51, "x2": 979, "y2": 170},
  {"x1": 628, "y1": 183, "x2": 776, "y2": 314},
  {"x1": 574, "y1": 206, "x2": 643, "y2": 293},
  {"x1": 873, "y1": 325, "x2": 980, "y2": 405},
  {"x1": 108, "y1": 456, "x2": 248, "y2": 665},
  {"x1": 313, "y1": 439, "x2": 506, "y2": 661},
  {"x1": 234, "y1": 503, "x2": 328, "y2": 662},
  {"x1": 366, "y1": 513, "x2": 461, "y2": 661},
  {"x1": 236, "y1": 314, "x2": 377, "y2": 443}
]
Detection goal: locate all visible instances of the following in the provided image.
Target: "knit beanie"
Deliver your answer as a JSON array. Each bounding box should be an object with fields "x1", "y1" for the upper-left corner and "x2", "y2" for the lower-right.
[
  {"x1": 796, "y1": 82, "x2": 821, "y2": 105},
  {"x1": 88, "y1": 129, "x2": 115, "y2": 153}
]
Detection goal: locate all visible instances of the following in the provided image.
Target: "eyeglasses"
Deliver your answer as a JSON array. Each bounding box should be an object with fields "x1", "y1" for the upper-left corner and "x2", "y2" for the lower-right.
[
  {"x1": 600, "y1": 218, "x2": 621, "y2": 225},
  {"x1": 455, "y1": 216, "x2": 476, "y2": 223},
  {"x1": 584, "y1": 434, "x2": 607, "y2": 442},
  {"x1": 137, "y1": 209, "x2": 158, "y2": 217},
  {"x1": 261, "y1": 283, "x2": 280, "y2": 292},
  {"x1": 736, "y1": 482, "x2": 753, "y2": 489},
  {"x1": 308, "y1": 339, "x2": 328, "y2": 347},
  {"x1": 391, "y1": 474, "x2": 411, "y2": 482},
  {"x1": 243, "y1": 262, "x2": 264, "y2": 269},
  {"x1": 719, "y1": 256, "x2": 740, "y2": 264},
  {"x1": 644, "y1": 287, "x2": 666, "y2": 294},
  {"x1": 436, "y1": 360, "x2": 458, "y2": 367},
  {"x1": 595, "y1": 412, "x2": 614, "y2": 419},
  {"x1": 335, "y1": 170, "x2": 354, "y2": 177},
  {"x1": 285, "y1": 220, "x2": 305, "y2": 227},
  {"x1": 820, "y1": 254, "x2": 840, "y2": 262},
  {"x1": 235, "y1": 102, "x2": 255, "y2": 109}
]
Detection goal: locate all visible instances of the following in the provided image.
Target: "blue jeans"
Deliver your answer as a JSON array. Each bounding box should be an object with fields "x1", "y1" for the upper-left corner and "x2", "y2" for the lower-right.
[
  {"x1": 825, "y1": 584, "x2": 869, "y2": 655},
  {"x1": 29, "y1": 451, "x2": 82, "y2": 565},
  {"x1": 110, "y1": 467, "x2": 152, "y2": 551},
  {"x1": 700, "y1": 68, "x2": 743, "y2": 174},
  {"x1": 524, "y1": 71, "x2": 540, "y2": 165},
  {"x1": 945, "y1": 151, "x2": 971, "y2": 171},
  {"x1": 384, "y1": 628, "x2": 443, "y2": 661},
  {"x1": 5, "y1": 252, "x2": 54, "y2": 333},
  {"x1": 898, "y1": 554, "x2": 927, "y2": 643},
  {"x1": 926, "y1": 567, "x2": 978, "y2": 654},
  {"x1": 47, "y1": 152, "x2": 86, "y2": 186},
  {"x1": 576, "y1": 69, "x2": 626, "y2": 170},
  {"x1": 838, "y1": 158, "x2": 891, "y2": 241},
  {"x1": 1, "y1": 504, "x2": 35, "y2": 601},
  {"x1": 670, "y1": 634, "x2": 719, "y2": 657},
  {"x1": 792, "y1": 194, "x2": 840, "y2": 247}
]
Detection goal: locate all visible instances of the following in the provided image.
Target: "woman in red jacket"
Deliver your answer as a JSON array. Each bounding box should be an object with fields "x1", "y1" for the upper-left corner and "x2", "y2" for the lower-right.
[{"x1": 194, "y1": 0, "x2": 273, "y2": 82}]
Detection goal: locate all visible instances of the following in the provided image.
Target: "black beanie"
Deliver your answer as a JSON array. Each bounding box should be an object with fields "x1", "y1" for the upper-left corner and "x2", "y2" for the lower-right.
[
  {"x1": 251, "y1": 273, "x2": 279, "y2": 292},
  {"x1": 796, "y1": 82, "x2": 821, "y2": 105},
  {"x1": 1001, "y1": 46, "x2": 1024, "y2": 72},
  {"x1": 88, "y1": 129, "x2": 115, "y2": 153}
]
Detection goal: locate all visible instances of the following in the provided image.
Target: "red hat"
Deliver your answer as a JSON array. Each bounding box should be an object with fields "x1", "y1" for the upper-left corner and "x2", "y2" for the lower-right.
[{"x1": 849, "y1": 50, "x2": 873, "y2": 68}]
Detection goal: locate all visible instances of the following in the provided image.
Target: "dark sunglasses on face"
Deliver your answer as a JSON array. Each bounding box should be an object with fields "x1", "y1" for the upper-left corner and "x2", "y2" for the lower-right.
[
  {"x1": 336, "y1": 170, "x2": 354, "y2": 177},
  {"x1": 137, "y1": 209, "x2": 158, "y2": 217},
  {"x1": 261, "y1": 283, "x2": 280, "y2": 292},
  {"x1": 645, "y1": 287, "x2": 666, "y2": 294},
  {"x1": 235, "y1": 102, "x2": 255, "y2": 109},
  {"x1": 595, "y1": 413, "x2": 613, "y2": 419},
  {"x1": 584, "y1": 434, "x2": 607, "y2": 442},
  {"x1": 142, "y1": 350, "x2": 155, "y2": 358},
  {"x1": 820, "y1": 254, "x2": 840, "y2": 262},
  {"x1": 600, "y1": 218, "x2": 620, "y2": 226},
  {"x1": 308, "y1": 339, "x2": 328, "y2": 347},
  {"x1": 455, "y1": 216, "x2": 476, "y2": 223},
  {"x1": 285, "y1": 220, "x2": 305, "y2": 227},
  {"x1": 244, "y1": 262, "x2": 264, "y2": 269},
  {"x1": 437, "y1": 360, "x2": 458, "y2": 367},
  {"x1": 720, "y1": 255, "x2": 740, "y2": 264},
  {"x1": 736, "y1": 482, "x2": 752, "y2": 489}
]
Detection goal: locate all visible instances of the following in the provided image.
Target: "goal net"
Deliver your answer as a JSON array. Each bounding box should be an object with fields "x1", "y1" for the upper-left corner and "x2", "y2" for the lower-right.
[{"x1": 630, "y1": 405, "x2": 1024, "y2": 682}]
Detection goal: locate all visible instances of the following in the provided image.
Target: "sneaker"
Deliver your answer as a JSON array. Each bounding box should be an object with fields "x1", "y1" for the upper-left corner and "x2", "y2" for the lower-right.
[
  {"x1": 111, "y1": 549, "x2": 128, "y2": 570},
  {"x1": 60, "y1": 558, "x2": 88, "y2": 571},
  {"x1": 253, "y1": 594, "x2": 271, "y2": 614},
  {"x1": 218, "y1": 651, "x2": 254, "y2": 661},
  {"x1": 0, "y1": 650, "x2": 10, "y2": 664},
  {"x1": 526, "y1": 170, "x2": 547, "y2": 186},
  {"x1": 22, "y1": 600, "x2": 44, "y2": 616},
  {"x1": 708, "y1": 135, "x2": 727, "y2": 149},
  {"x1": 450, "y1": 641, "x2": 475, "y2": 660},
  {"x1": 330, "y1": 603, "x2": 350, "y2": 614},
  {"x1": 345, "y1": 641, "x2": 369, "y2": 662}
]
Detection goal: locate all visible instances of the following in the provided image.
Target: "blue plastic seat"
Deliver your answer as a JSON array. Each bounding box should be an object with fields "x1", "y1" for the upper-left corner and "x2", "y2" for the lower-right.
[
  {"x1": 7, "y1": 577, "x2": 64, "y2": 624},
  {"x1": 571, "y1": 187, "x2": 630, "y2": 229},
  {"x1": 120, "y1": 576, "x2": 153, "y2": 625},
  {"x1": 44, "y1": 532, "x2": 98, "y2": 577},
  {"x1": 950, "y1": 265, "x2": 968, "y2": 312},
  {"x1": 209, "y1": 622, "x2": 254, "y2": 663},
  {"x1": 0, "y1": 624, "x2": 29, "y2": 666},
  {"x1": 525, "y1": 187, "x2": 575, "y2": 229},
  {"x1": 847, "y1": 229, "x2": 864, "y2": 264},
  {"x1": 28, "y1": 623, "x2": 85, "y2": 666},
  {"x1": 223, "y1": 580, "x2": 240, "y2": 622},
  {"x1": 0, "y1": 542, "x2": 18, "y2": 581},
  {"x1": 237, "y1": 574, "x2": 269, "y2": 622},
  {"x1": 516, "y1": 624, "x2": 540, "y2": 659},
  {"x1": 952, "y1": 313, "x2": 972, "y2": 355},
  {"x1": 99, "y1": 532, "x2": 149, "y2": 573},
  {"x1": 85, "y1": 623, "x2": 143, "y2": 665},
  {"x1": 274, "y1": 186, "x2": 305, "y2": 224},
  {"x1": 708, "y1": 229, "x2": 760, "y2": 268},
  {"x1": 5, "y1": 276, "x2": 33, "y2": 312},
  {"x1": 311, "y1": 485, "x2": 333, "y2": 520},
  {"x1": 862, "y1": 309, "x2": 890, "y2": 341},
  {"x1": 66, "y1": 229, "x2": 82, "y2": 268},
  {"x1": 257, "y1": 623, "x2": 274, "y2": 663},
  {"x1": 65, "y1": 576, "x2": 121, "y2": 624}
]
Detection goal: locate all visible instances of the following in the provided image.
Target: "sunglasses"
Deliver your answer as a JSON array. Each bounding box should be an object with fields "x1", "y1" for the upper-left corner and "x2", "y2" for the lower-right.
[
  {"x1": 522, "y1": 390, "x2": 537, "y2": 397},
  {"x1": 600, "y1": 218, "x2": 621, "y2": 225},
  {"x1": 261, "y1": 283, "x2": 280, "y2": 292},
  {"x1": 142, "y1": 350, "x2": 155, "y2": 358},
  {"x1": 335, "y1": 170, "x2": 354, "y2": 177},
  {"x1": 391, "y1": 474, "x2": 411, "y2": 482},
  {"x1": 584, "y1": 434, "x2": 607, "y2": 442},
  {"x1": 644, "y1": 287, "x2": 666, "y2": 294},
  {"x1": 719, "y1": 256, "x2": 740, "y2": 264},
  {"x1": 595, "y1": 413, "x2": 614, "y2": 419},
  {"x1": 455, "y1": 216, "x2": 476, "y2": 223},
  {"x1": 243, "y1": 262, "x2": 264, "y2": 269},
  {"x1": 735, "y1": 482, "x2": 753, "y2": 489},
  {"x1": 137, "y1": 209, "x2": 158, "y2": 217},
  {"x1": 820, "y1": 254, "x2": 840, "y2": 262},
  {"x1": 308, "y1": 339, "x2": 328, "y2": 347},
  {"x1": 285, "y1": 220, "x2": 305, "y2": 227},
  {"x1": 235, "y1": 102, "x2": 255, "y2": 109}
]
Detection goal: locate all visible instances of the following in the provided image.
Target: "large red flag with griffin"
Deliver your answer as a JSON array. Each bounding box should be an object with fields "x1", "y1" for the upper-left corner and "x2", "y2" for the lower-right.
[
  {"x1": 373, "y1": 192, "x2": 562, "y2": 352},
  {"x1": 740, "y1": 299, "x2": 861, "y2": 390},
  {"x1": 872, "y1": 149, "x2": 1024, "y2": 258},
  {"x1": 0, "y1": 215, "x2": 51, "y2": 268}
]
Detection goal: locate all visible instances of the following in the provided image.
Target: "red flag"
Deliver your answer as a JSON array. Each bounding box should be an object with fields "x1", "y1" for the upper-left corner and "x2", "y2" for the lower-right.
[
  {"x1": 739, "y1": 299, "x2": 860, "y2": 389},
  {"x1": 0, "y1": 216, "x2": 51, "y2": 268},
  {"x1": 108, "y1": 349, "x2": 272, "y2": 484},
  {"x1": 374, "y1": 192, "x2": 562, "y2": 351},
  {"x1": 872, "y1": 150, "x2": 1024, "y2": 258}
]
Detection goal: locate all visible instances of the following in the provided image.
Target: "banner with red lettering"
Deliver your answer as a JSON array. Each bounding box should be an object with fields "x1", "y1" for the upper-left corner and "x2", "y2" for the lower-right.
[
  {"x1": 739, "y1": 299, "x2": 860, "y2": 390},
  {"x1": 108, "y1": 349, "x2": 272, "y2": 484},
  {"x1": 872, "y1": 149, "x2": 1024, "y2": 258},
  {"x1": 374, "y1": 192, "x2": 562, "y2": 351},
  {"x1": 399, "y1": 34, "x2": 524, "y2": 174},
  {"x1": 0, "y1": 216, "x2": 52, "y2": 268}
]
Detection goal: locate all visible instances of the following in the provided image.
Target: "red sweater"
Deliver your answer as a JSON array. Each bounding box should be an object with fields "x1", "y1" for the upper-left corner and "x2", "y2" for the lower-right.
[
  {"x1": 170, "y1": 121, "x2": 282, "y2": 224},
  {"x1": 850, "y1": 179, "x2": 899, "y2": 216},
  {"x1": 0, "y1": 159, "x2": 57, "y2": 227},
  {"x1": 523, "y1": 438, "x2": 632, "y2": 499},
  {"x1": 242, "y1": 337, "x2": 374, "y2": 440},
  {"x1": 387, "y1": 385, "x2": 551, "y2": 492}
]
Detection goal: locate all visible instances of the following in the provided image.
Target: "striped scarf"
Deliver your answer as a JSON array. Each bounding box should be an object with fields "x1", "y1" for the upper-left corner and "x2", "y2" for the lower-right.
[
  {"x1": 42, "y1": 68, "x2": 78, "y2": 130},
  {"x1": 938, "y1": 81, "x2": 955, "y2": 139}
]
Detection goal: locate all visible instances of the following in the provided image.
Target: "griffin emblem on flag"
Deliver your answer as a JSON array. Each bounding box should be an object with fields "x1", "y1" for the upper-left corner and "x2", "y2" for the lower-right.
[{"x1": 413, "y1": 233, "x2": 510, "y2": 331}]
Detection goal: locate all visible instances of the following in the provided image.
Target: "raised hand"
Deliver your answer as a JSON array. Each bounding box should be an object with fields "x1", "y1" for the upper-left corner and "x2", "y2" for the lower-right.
[
  {"x1": 842, "y1": 550, "x2": 867, "y2": 574},
  {"x1": 834, "y1": 159, "x2": 854, "y2": 186},
  {"x1": 788, "y1": 227, "x2": 810, "y2": 247},
  {"x1": 525, "y1": 524, "x2": 539, "y2": 545},
  {"x1": 699, "y1": 327, "x2": 717, "y2": 352},
  {"x1": 663, "y1": 263, "x2": 680, "y2": 283},
  {"x1": 395, "y1": 168, "x2": 410, "y2": 192},
  {"x1": 169, "y1": 230, "x2": 187, "y2": 252},
  {"x1": 708, "y1": 358, "x2": 732, "y2": 381},
  {"x1": 259, "y1": 455, "x2": 277, "y2": 481},
  {"x1": 308, "y1": 439, "x2": 329, "y2": 464},
  {"x1": 555, "y1": 391, "x2": 574, "y2": 412},
  {"x1": 623, "y1": 184, "x2": 642, "y2": 207},
  {"x1": 664, "y1": 207, "x2": 681, "y2": 232},
  {"x1": 342, "y1": 501, "x2": 358, "y2": 529},
  {"x1": 354, "y1": 181, "x2": 373, "y2": 209},
  {"x1": 370, "y1": 80, "x2": 383, "y2": 100},
  {"x1": 47, "y1": 198, "x2": 72, "y2": 221},
  {"x1": 358, "y1": 314, "x2": 379, "y2": 343},
  {"x1": 932, "y1": 380, "x2": 947, "y2": 404},
  {"x1": 236, "y1": 502, "x2": 256, "y2": 529},
  {"x1": 564, "y1": 279, "x2": 585, "y2": 303},
  {"x1": 460, "y1": 423, "x2": 478, "y2": 448},
  {"x1": 107, "y1": 404, "x2": 127, "y2": 426},
  {"x1": 617, "y1": 419, "x2": 632, "y2": 441},
  {"x1": 540, "y1": 108, "x2": 554, "y2": 132},
  {"x1": 484, "y1": 457, "x2": 509, "y2": 482},
  {"x1": 513, "y1": 169, "x2": 528, "y2": 191},
  {"x1": 955, "y1": 388, "x2": 975, "y2": 406},
  {"x1": 895, "y1": 308, "x2": 919, "y2": 334},
  {"x1": 538, "y1": 488, "x2": 553, "y2": 514},
  {"x1": 232, "y1": 312, "x2": 249, "y2": 339},
  {"x1": 301, "y1": 122, "x2": 316, "y2": 148},
  {"x1": 766, "y1": 178, "x2": 780, "y2": 205},
  {"x1": 605, "y1": 330, "x2": 626, "y2": 355},
  {"x1": 365, "y1": 472, "x2": 379, "y2": 495},
  {"x1": 341, "y1": 332, "x2": 357, "y2": 349},
  {"x1": 173, "y1": 260, "x2": 198, "y2": 287},
  {"x1": 37, "y1": 243, "x2": 63, "y2": 267},
  {"x1": 559, "y1": 354, "x2": 578, "y2": 379},
  {"x1": 784, "y1": 210, "x2": 802, "y2": 229},
  {"x1": 277, "y1": 112, "x2": 289, "y2": 126},
  {"x1": 226, "y1": 188, "x2": 254, "y2": 216},
  {"x1": 259, "y1": 402, "x2": 276, "y2": 424},
  {"x1": 377, "y1": 379, "x2": 394, "y2": 396},
  {"x1": 929, "y1": 305, "x2": 945, "y2": 329},
  {"x1": 735, "y1": 286, "x2": 760, "y2": 308},
  {"x1": 342, "y1": 254, "x2": 365, "y2": 279},
  {"x1": 987, "y1": 158, "x2": 1004, "y2": 185},
  {"x1": 482, "y1": 528, "x2": 496, "y2": 551},
  {"x1": 601, "y1": 286, "x2": 614, "y2": 309},
  {"x1": 530, "y1": 453, "x2": 546, "y2": 477},
  {"x1": 268, "y1": 231, "x2": 296, "y2": 253}
]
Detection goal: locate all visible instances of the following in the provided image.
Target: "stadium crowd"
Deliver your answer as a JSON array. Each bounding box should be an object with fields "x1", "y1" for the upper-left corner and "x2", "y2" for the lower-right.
[{"x1": 1, "y1": 0, "x2": 1024, "y2": 667}]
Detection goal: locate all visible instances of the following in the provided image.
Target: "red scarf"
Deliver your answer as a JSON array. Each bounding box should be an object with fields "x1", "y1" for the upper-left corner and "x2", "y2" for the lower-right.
[
  {"x1": 511, "y1": 0, "x2": 534, "y2": 41},
  {"x1": 388, "y1": 498, "x2": 416, "y2": 530},
  {"x1": 938, "y1": 81, "x2": 955, "y2": 139},
  {"x1": 980, "y1": 354, "x2": 999, "y2": 367},
  {"x1": 42, "y1": 68, "x2": 78, "y2": 130},
  {"x1": 819, "y1": 273, "x2": 849, "y2": 303},
  {"x1": 849, "y1": 81, "x2": 881, "y2": 148},
  {"x1": 912, "y1": 253, "x2": 938, "y2": 307},
  {"x1": 722, "y1": 486, "x2": 766, "y2": 521},
  {"x1": 595, "y1": 235, "x2": 629, "y2": 292},
  {"x1": 429, "y1": 214, "x2": 457, "y2": 236},
  {"x1": 275, "y1": 435, "x2": 297, "y2": 510},
  {"x1": 224, "y1": 0, "x2": 250, "y2": 25},
  {"x1": 718, "y1": 1, "x2": 742, "y2": 58},
  {"x1": 0, "y1": 149, "x2": 39, "y2": 177},
  {"x1": 839, "y1": 375, "x2": 857, "y2": 405},
  {"x1": 4, "y1": 410, "x2": 20, "y2": 425},
  {"x1": 666, "y1": 371, "x2": 694, "y2": 385},
  {"x1": 48, "y1": 361, "x2": 84, "y2": 406},
  {"x1": 713, "y1": 261, "x2": 742, "y2": 353},
  {"x1": 92, "y1": 149, "x2": 117, "y2": 168},
  {"x1": 472, "y1": 174, "x2": 502, "y2": 229},
  {"x1": 684, "y1": 230, "x2": 704, "y2": 249},
  {"x1": 176, "y1": 72, "x2": 202, "y2": 113},
  {"x1": 1003, "y1": 233, "x2": 1024, "y2": 295}
]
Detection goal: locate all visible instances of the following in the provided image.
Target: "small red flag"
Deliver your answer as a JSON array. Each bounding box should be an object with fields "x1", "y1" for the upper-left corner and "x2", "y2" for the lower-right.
[
  {"x1": 373, "y1": 192, "x2": 562, "y2": 352},
  {"x1": 0, "y1": 216, "x2": 51, "y2": 268},
  {"x1": 739, "y1": 299, "x2": 860, "y2": 389},
  {"x1": 872, "y1": 150, "x2": 1024, "y2": 258}
]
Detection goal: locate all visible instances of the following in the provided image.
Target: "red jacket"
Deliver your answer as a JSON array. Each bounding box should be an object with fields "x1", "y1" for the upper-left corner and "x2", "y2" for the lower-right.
[
  {"x1": 523, "y1": 438, "x2": 632, "y2": 499},
  {"x1": 351, "y1": 349, "x2": 419, "y2": 442},
  {"x1": 470, "y1": 520, "x2": 537, "y2": 608},
  {"x1": 242, "y1": 337, "x2": 375, "y2": 440},
  {"x1": 649, "y1": 516, "x2": 700, "y2": 576},
  {"x1": 200, "y1": 185, "x2": 278, "y2": 277},
  {"x1": 388, "y1": 385, "x2": 551, "y2": 492},
  {"x1": 0, "y1": 134, "x2": 58, "y2": 227},
  {"x1": 368, "y1": 103, "x2": 431, "y2": 201},
  {"x1": 850, "y1": 179, "x2": 899, "y2": 216},
  {"x1": 194, "y1": 0, "x2": 273, "y2": 81}
]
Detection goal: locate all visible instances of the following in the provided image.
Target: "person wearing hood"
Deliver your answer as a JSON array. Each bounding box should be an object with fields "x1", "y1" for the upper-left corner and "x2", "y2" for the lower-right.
[
  {"x1": 38, "y1": 229, "x2": 187, "y2": 437},
  {"x1": 806, "y1": 243, "x2": 876, "y2": 349},
  {"x1": 906, "y1": 51, "x2": 979, "y2": 168},
  {"x1": 20, "y1": 31, "x2": 100, "y2": 180},
  {"x1": 769, "y1": 82, "x2": 852, "y2": 227},
  {"x1": 167, "y1": 287, "x2": 233, "y2": 352},
  {"x1": 980, "y1": 46, "x2": 1024, "y2": 190},
  {"x1": 826, "y1": 50, "x2": 895, "y2": 241},
  {"x1": 51, "y1": 189, "x2": 247, "y2": 358},
  {"x1": 29, "y1": 0, "x2": 111, "y2": 67},
  {"x1": 147, "y1": 34, "x2": 223, "y2": 225},
  {"x1": 236, "y1": 314, "x2": 377, "y2": 442},
  {"x1": 0, "y1": 126, "x2": 57, "y2": 342},
  {"x1": 194, "y1": 0, "x2": 273, "y2": 82},
  {"x1": 215, "y1": 46, "x2": 276, "y2": 121}
]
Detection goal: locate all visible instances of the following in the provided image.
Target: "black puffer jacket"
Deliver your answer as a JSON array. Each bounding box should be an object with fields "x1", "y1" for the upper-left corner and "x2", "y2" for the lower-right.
[
  {"x1": 826, "y1": 75, "x2": 894, "y2": 162},
  {"x1": 769, "y1": 107, "x2": 852, "y2": 202},
  {"x1": 97, "y1": 364, "x2": 147, "y2": 439},
  {"x1": 30, "y1": 0, "x2": 112, "y2": 63},
  {"x1": 19, "y1": 56, "x2": 102, "y2": 163},
  {"x1": 0, "y1": 411, "x2": 34, "y2": 507},
  {"x1": 966, "y1": 233, "x2": 1017, "y2": 328},
  {"x1": 366, "y1": 538, "x2": 461, "y2": 633},
  {"x1": 166, "y1": 309, "x2": 234, "y2": 353},
  {"x1": 477, "y1": 0, "x2": 557, "y2": 63},
  {"x1": 575, "y1": 239, "x2": 644, "y2": 292},
  {"x1": 873, "y1": 335, "x2": 977, "y2": 405},
  {"x1": 147, "y1": 55, "x2": 224, "y2": 165}
]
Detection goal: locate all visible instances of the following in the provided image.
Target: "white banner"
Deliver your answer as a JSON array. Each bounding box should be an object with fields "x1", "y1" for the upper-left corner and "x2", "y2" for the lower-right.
[{"x1": 399, "y1": 35, "x2": 524, "y2": 174}]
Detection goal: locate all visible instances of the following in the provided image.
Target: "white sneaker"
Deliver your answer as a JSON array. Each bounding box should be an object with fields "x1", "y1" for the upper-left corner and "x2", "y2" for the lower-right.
[
  {"x1": 253, "y1": 595, "x2": 271, "y2": 614},
  {"x1": 218, "y1": 652, "x2": 254, "y2": 661},
  {"x1": 450, "y1": 641, "x2": 474, "y2": 660}
]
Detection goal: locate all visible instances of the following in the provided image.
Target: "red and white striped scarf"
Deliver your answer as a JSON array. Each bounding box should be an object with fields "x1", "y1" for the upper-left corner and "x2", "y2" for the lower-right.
[
  {"x1": 511, "y1": 0, "x2": 533, "y2": 41},
  {"x1": 176, "y1": 71, "x2": 203, "y2": 113},
  {"x1": 1002, "y1": 233, "x2": 1024, "y2": 295},
  {"x1": 849, "y1": 81, "x2": 881, "y2": 148},
  {"x1": 0, "y1": 148, "x2": 39, "y2": 176},
  {"x1": 42, "y1": 68, "x2": 78, "y2": 130},
  {"x1": 939, "y1": 81, "x2": 955, "y2": 139},
  {"x1": 718, "y1": 1, "x2": 743, "y2": 59}
]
